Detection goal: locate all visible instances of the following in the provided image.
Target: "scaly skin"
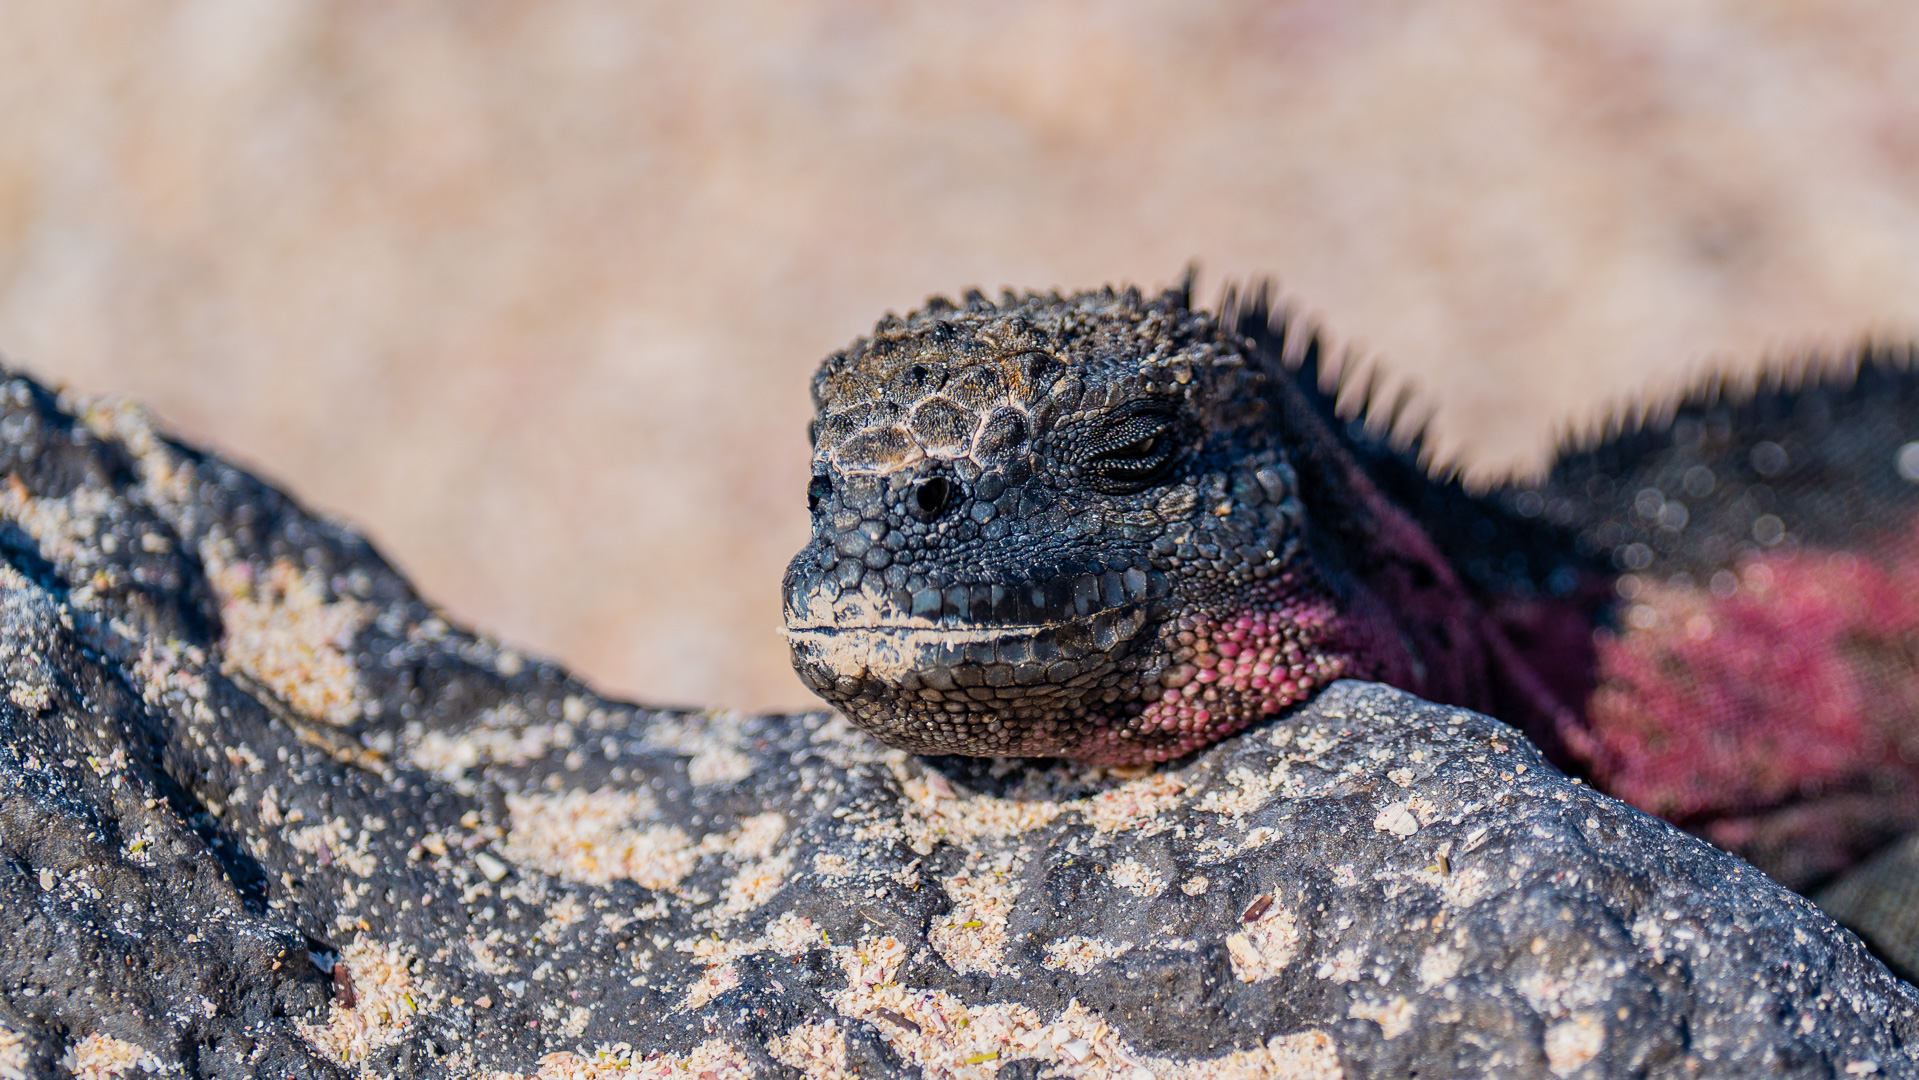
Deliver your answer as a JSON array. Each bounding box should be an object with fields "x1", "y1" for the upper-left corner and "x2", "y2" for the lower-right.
[
  {"x1": 1526, "y1": 348, "x2": 1919, "y2": 891},
  {"x1": 781, "y1": 284, "x2": 1575, "y2": 764},
  {"x1": 784, "y1": 280, "x2": 1919, "y2": 916}
]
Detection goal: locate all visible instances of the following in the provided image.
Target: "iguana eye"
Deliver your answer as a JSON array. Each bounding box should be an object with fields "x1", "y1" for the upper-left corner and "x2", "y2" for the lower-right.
[{"x1": 1085, "y1": 406, "x2": 1182, "y2": 493}]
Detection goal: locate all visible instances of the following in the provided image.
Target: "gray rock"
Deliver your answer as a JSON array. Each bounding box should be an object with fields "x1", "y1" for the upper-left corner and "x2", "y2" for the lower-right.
[{"x1": 0, "y1": 368, "x2": 1915, "y2": 1079}]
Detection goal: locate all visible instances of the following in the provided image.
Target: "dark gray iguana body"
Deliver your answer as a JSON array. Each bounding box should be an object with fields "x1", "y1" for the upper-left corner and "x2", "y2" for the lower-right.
[{"x1": 782, "y1": 280, "x2": 1919, "y2": 973}]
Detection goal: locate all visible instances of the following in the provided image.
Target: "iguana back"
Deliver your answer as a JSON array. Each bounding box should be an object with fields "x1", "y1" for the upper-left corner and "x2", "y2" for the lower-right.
[{"x1": 1238, "y1": 281, "x2": 1919, "y2": 895}]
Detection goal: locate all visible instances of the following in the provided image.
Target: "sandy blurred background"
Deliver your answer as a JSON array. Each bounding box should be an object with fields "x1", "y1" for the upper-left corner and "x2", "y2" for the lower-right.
[{"x1": 3, "y1": 2, "x2": 1919, "y2": 712}]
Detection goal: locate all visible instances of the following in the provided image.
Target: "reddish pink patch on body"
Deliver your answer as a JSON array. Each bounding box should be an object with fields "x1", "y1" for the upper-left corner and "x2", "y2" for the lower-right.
[{"x1": 1587, "y1": 530, "x2": 1919, "y2": 822}]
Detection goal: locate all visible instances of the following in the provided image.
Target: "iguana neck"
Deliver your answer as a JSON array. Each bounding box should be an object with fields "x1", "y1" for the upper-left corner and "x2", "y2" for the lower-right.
[{"x1": 1275, "y1": 383, "x2": 1584, "y2": 758}]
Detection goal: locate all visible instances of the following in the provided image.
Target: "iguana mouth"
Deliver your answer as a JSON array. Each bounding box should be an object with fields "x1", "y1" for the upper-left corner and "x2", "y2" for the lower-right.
[
  {"x1": 782, "y1": 597, "x2": 1163, "y2": 758},
  {"x1": 782, "y1": 566, "x2": 1169, "y2": 633},
  {"x1": 783, "y1": 606, "x2": 1156, "y2": 678},
  {"x1": 783, "y1": 604, "x2": 1153, "y2": 658}
]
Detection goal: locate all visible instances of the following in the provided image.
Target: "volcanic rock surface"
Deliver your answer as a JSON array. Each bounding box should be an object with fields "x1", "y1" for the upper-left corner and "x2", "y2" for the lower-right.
[{"x1": 0, "y1": 368, "x2": 1915, "y2": 1079}]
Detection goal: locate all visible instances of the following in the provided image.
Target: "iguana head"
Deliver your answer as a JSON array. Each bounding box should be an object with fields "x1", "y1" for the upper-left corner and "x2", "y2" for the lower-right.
[{"x1": 781, "y1": 285, "x2": 1416, "y2": 762}]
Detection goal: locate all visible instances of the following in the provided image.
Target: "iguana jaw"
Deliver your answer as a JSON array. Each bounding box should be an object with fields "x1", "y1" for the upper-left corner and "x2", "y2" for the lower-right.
[
  {"x1": 783, "y1": 603, "x2": 1159, "y2": 759},
  {"x1": 783, "y1": 566, "x2": 1382, "y2": 763}
]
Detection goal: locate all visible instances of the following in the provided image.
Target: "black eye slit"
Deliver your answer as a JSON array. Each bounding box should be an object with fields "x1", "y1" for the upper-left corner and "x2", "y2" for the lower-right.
[
  {"x1": 1085, "y1": 407, "x2": 1182, "y2": 492},
  {"x1": 807, "y1": 473, "x2": 833, "y2": 511},
  {"x1": 911, "y1": 476, "x2": 954, "y2": 521}
]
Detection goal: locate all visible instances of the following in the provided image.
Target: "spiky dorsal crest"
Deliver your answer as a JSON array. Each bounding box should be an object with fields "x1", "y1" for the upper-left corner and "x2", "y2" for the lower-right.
[
  {"x1": 1217, "y1": 278, "x2": 1447, "y2": 480},
  {"x1": 1546, "y1": 341, "x2": 1919, "y2": 474}
]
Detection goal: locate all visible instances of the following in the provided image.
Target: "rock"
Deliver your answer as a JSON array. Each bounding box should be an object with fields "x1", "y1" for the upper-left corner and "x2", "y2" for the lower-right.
[{"x1": 0, "y1": 367, "x2": 1915, "y2": 1080}]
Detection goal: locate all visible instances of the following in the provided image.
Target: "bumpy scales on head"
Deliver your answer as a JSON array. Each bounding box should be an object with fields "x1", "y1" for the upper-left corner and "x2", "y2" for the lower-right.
[{"x1": 782, "y1": 285, "x2": 1567, "y2": 764}]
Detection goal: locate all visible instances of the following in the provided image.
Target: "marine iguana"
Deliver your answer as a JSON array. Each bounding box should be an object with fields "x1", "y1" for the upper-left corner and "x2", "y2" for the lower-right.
[{"x1": 782, "y1": 278, "x2": 1919, "y2": 893}]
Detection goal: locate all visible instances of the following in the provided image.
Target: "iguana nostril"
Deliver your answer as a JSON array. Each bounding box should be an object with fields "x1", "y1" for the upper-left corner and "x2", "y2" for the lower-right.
[
  {"x1": 807, "y1": 474, "x2": 832, "y2": 511},
  {"x1": 912, "y1": 476, "x2": 953, "y2": 521}
]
